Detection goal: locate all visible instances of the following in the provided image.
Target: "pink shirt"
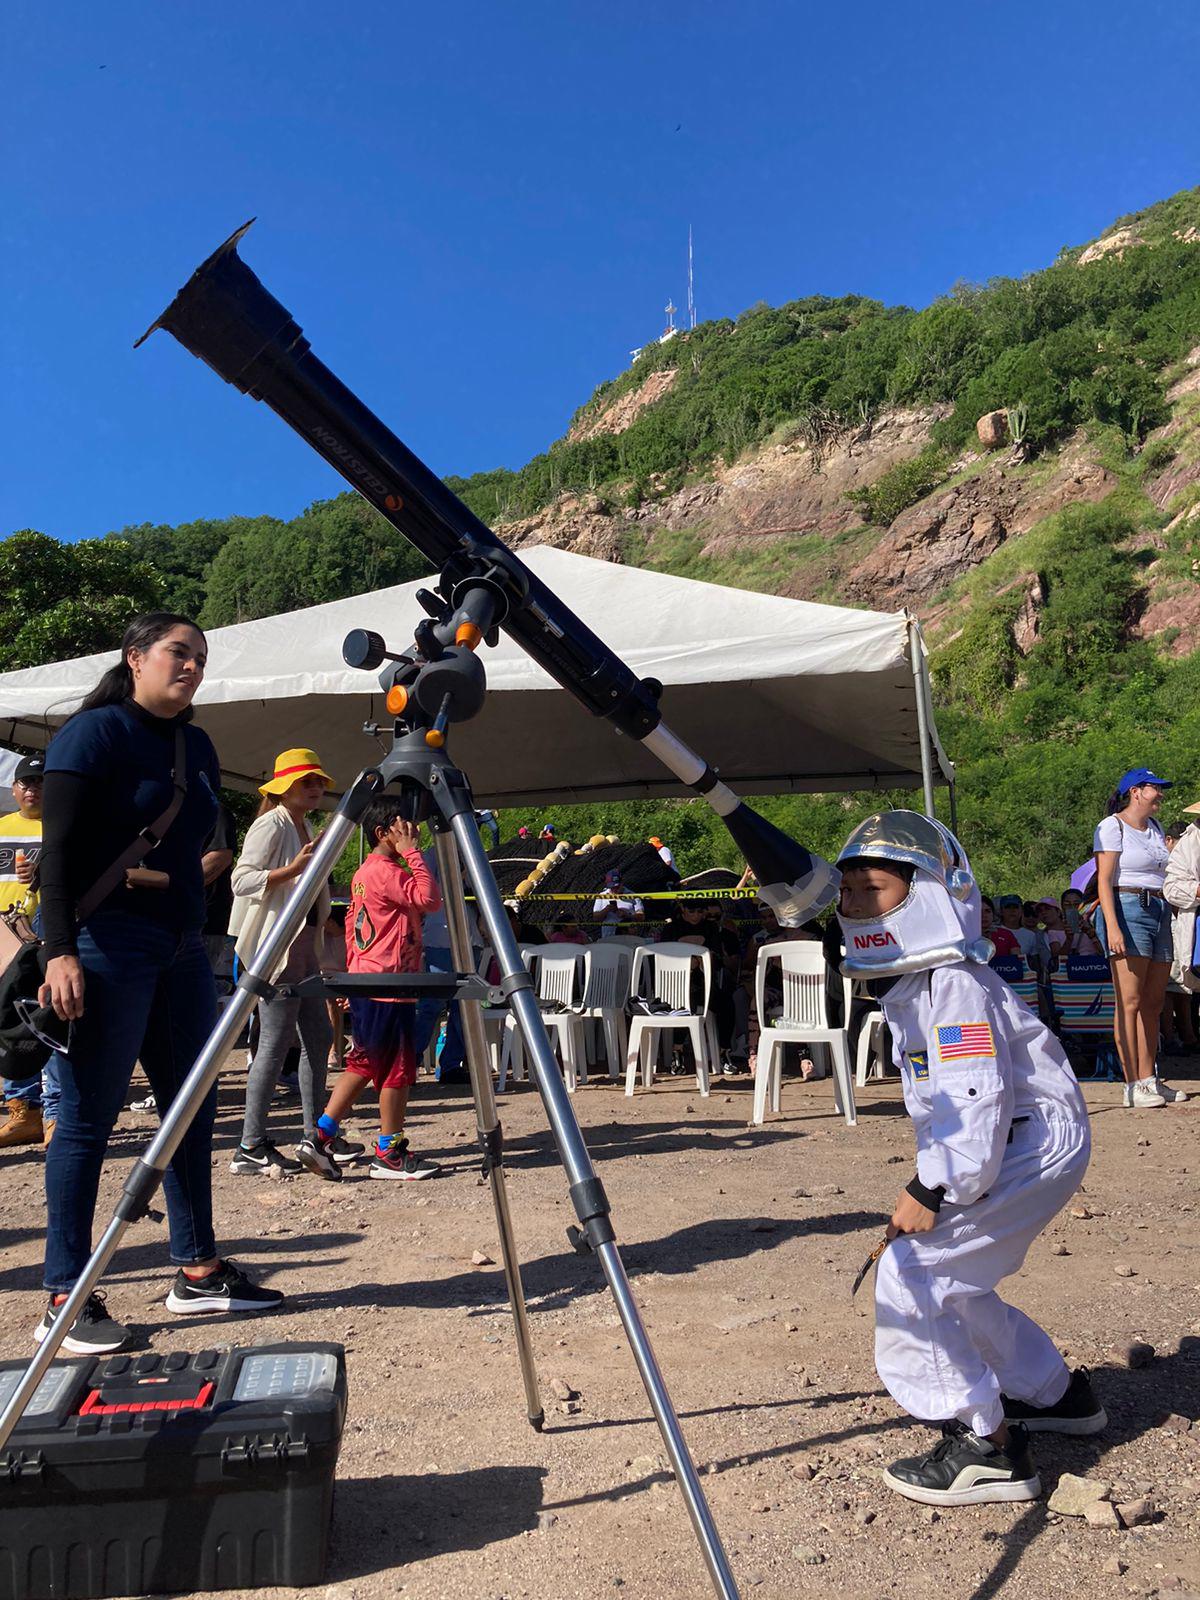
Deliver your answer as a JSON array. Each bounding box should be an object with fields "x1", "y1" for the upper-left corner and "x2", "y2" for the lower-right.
[{"x1": 346, "y1": 848, "x2": 441, "y2": 989}]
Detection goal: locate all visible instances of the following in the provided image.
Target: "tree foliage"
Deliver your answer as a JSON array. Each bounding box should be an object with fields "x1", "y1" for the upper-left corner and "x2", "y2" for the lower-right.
[{"x1": 0, "y1": 530, "x2": 164, "y2": 670}]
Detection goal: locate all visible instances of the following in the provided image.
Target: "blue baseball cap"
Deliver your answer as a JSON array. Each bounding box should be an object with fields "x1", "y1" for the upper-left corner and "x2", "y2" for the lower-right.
[{"x1": 1118, "y1": 767, "x2": 1172, "y2": 792}]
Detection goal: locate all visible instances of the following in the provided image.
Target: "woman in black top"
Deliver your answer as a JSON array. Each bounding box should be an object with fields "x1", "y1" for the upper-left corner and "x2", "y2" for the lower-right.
[{"x1": 37, "y1": 613, "x2": 282, "y2": 1355}]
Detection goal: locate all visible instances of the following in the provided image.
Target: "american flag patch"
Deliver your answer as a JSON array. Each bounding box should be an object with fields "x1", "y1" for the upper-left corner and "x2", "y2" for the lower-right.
[{"x1": 936, "y1": 1022, "x2": 995, "y2": 1061}]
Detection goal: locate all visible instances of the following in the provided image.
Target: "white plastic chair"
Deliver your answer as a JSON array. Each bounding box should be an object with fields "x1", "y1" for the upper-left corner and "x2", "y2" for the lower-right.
[
  {"x1": 525, "y1": 944, "x2": 588, "y2": 1092},
  {"x1": 578, "y1": 942, "x2": 633, "y2": 1079},
  {"x1": 751, "y1": 941, "x2": 856, "y2": 1126},
  {"x1": 855, "y1": 1010, "x2": 889, "y2": 1086},
  {"x1": 625, "y1": 942, "x2": 717, "y2": 1096}
]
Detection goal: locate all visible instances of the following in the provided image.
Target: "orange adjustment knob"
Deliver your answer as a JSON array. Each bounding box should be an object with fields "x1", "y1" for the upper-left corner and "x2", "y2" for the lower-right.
[
  {"x1": 424, "y1": 728, "x2": 446, "y2": 749},
  {"x1": 385, "y1": 684, "x2": 408, "y2": 716},
  {"x1": 455, "y1": 622, "x2": 483, "y2": 650}
]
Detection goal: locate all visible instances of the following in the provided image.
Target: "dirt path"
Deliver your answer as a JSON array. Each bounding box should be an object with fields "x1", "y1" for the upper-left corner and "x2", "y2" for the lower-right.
[{"x1": 2, "y1": 1058, "x2": 1198, "y2": 1600}]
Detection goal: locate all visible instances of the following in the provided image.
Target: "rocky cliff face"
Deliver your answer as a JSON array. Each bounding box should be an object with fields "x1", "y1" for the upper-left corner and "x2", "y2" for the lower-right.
[
  {"x1": 843, "y1": 441, "x2": 1116, "y2": 607},
  {"x1": 499, "y1": 347, "x2": 1200, "y2": 646}
]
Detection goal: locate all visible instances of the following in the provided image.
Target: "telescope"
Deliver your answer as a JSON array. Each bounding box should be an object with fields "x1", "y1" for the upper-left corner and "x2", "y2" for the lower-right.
[{"x1": 134, "y1": 221, "x2": 840, "y2": 926}]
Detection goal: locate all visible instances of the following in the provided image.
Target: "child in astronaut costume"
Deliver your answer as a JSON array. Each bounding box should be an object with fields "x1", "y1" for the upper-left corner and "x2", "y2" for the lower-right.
[{"x1": 835, "y1": 811, "x2": 1105, "y2": 1506}]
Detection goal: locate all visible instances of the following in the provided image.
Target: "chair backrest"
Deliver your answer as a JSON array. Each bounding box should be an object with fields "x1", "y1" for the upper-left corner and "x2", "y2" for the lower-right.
[
  {"x1": 989, "y1": 955, "x2": 1039, "y2": 1014},
  {"x1": 631, "y1": 941, "x2": 712, "y2": 1016},
  {"x1": 530, "y1": 945, "x2": 584, "y2": 1008},
  {"x1": 580, "y1": 942, "x2": 633, "y2": 1011},
  {"x1": 754, "y1": 939, "x2": 832, "y2": 1032},
  {"x1": 1051, "y1": 956, "x2": 1116, "y2": 1034}
]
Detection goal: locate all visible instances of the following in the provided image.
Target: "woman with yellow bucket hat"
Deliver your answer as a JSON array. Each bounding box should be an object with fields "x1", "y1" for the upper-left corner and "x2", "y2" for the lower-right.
[{"x1": 228, "y1": 749, "x2": 355, "y2": 1176}]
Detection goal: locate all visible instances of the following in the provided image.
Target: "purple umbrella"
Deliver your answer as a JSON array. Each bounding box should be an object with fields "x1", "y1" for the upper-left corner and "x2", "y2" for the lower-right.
[{"x1": 1069, "y1": 860, "x2": 1095, "y2": 894}]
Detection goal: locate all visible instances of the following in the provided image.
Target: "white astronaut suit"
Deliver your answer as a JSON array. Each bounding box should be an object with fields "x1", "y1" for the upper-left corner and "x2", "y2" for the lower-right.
[{"x1": 836, "y1": 813, "x2": 1090, "y2": 1439}]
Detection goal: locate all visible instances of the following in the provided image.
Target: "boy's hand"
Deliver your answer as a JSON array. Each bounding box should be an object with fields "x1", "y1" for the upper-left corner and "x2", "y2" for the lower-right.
[
  {"x1": 887, "y1": 1189, "x2": 936, "y2": 1239},
  {"x1": 394, "y1": 819, "x2": 420, "y2": 850}
]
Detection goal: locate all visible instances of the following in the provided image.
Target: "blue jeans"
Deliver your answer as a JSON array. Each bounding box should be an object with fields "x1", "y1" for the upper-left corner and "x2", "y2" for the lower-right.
[
  {"x1": 1095, "y1": 892, "x2": 1173, "y2": 963},
  {"x1": 3, "y1": 1068, "x2": 45, "y2": 1109},
  {"x1": 4, "y1": 909, "x2": 53, "y2": 1111},
  {"x1": 412, "y1": 947, "x2": 465, "y2": 1075},
  {"x1": 44, "y1": 912, "x2": 219, "y2": 1292}
]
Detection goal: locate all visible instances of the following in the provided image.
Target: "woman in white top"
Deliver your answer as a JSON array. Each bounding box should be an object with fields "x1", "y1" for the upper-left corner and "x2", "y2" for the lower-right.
[
  {"x1": 1093, "y1": 766, "x2": 1185, "y2": 1107},
  {"x1": 227, "y1": 748, "x2": 337, "y2": 1173}
]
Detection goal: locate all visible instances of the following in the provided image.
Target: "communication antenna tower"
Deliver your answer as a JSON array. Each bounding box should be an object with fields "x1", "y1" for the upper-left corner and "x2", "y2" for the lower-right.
[
  {"x1": 664, "y1": 298, "x2": 677, "y2": 336},
  {"x1": 688, "y1": 225, "x2": 696, "y2": 329}
]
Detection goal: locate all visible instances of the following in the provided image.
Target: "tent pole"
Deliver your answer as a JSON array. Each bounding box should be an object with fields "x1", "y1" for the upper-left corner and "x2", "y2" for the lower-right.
[{"x1": 908, "y1": 617, "x2": 936, "y2": 819}]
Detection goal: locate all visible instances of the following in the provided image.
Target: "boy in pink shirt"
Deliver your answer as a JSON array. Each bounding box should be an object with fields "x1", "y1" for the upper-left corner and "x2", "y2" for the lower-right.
[{"x1": 297, "y1": 800, "x2": 442, "y2": 1182}]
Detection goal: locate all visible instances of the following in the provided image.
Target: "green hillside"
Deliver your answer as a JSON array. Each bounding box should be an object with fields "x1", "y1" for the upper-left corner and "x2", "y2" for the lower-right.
[{"x1": 6, "y1": 186, "x2": 1200, "y2": 893}]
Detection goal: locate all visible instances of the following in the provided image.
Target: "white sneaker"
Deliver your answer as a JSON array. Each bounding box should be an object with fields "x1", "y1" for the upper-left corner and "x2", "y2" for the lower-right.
[
  {"x1": 1131, "y1": 1079, "x2": 1166, "y2": 1109},
  {"x1": 1151, "y1": 1075, "x2": 1189, "y2": 1103}
]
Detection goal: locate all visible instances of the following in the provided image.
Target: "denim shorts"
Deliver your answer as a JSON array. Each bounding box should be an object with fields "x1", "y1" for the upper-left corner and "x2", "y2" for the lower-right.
[{"x1": 1095, "y1": 891, "x2": 1173, "y2": 962}]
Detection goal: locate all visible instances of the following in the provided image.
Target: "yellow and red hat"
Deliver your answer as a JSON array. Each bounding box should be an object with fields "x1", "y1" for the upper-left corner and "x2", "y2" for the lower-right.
[{"x1": 259, "y1": 747, "x2": 333, "y2": 798}]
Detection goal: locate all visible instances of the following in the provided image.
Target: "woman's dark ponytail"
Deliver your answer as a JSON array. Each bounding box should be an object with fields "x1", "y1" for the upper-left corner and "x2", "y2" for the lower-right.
[
  {"x1": 1106, "y1": 787, "x2": 1128, "y2": 816},
  {"x1": 75, "y1": 613, "x2": 203, "y2": 716}
]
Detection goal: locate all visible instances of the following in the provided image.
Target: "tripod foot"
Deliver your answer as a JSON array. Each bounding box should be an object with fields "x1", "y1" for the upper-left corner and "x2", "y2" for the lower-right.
[{"x1": 529, "y1": 1409, "x2": 545, "y2": 1433}]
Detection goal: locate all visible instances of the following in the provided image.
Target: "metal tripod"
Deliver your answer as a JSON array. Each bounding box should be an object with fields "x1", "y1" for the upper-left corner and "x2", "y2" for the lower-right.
[{"x1": 0, "y1": 730, "x2": 740, "y2": 1600}]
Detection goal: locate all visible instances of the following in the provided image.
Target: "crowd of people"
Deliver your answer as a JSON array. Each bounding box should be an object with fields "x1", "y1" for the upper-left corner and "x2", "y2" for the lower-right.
[{"x1": 0, "y1": 611, "x2": 1193, "y2": 1514}]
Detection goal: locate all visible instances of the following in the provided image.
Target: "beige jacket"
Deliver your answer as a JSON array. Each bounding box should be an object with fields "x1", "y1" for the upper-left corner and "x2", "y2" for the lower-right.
[
  {"x1": 228, "y1": 806, "x2": 331, "y2": 976},
  {"x1": 1163, "y1": 820, "x2": 1200, "y2": 993}
]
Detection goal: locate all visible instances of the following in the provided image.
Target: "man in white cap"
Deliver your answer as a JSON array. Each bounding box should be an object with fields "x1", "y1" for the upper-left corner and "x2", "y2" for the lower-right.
[{"x1": 834, "y1": 810, "x2": 1103, "y2": 1506}]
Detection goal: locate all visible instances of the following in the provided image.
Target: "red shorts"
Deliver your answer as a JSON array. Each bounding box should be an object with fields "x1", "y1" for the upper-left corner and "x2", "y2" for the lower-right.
[{"x1": 343, "y1": 998, "x2": 417, "y2": 1091}]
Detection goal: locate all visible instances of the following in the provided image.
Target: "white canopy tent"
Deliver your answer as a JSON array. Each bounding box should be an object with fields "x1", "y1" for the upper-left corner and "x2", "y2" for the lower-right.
[{"x1": 0, "y1": 546, "x2": 952, "y2": 809}]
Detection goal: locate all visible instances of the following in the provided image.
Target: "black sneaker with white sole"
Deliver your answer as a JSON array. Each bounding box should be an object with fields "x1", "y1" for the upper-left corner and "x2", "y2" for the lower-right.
[
  {"x1": 369, "y1": 1138, "x2": 441, "y2": 1181},
  {"x1": 35, "y1": 1291, "x2": 131, "y2": 1355},
  {"x1": 883, "y1": 1421, "x2": 1040, "y2": 1506},
  {"x1": 327, "y1": 1134, "x2": 366, "y2": 1166},
  {"x1": 164, "y1": 1259, "x2": 284, "y2": 1316},
  {"x1": 229, "y1": 1139, "x2": 303, "y2": 1176},
  {"x1": 1002, "y1": 1367, "x2": 1107, "y2": 1435},
  {"x1": 295, "y1": 1135, "x2": 342, "y2": 1182}
]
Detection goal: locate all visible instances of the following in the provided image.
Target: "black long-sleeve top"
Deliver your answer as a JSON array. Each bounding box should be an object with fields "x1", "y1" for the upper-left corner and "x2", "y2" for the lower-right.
[{"x1": 41, "y1": 699, "x2": 221, "y2": 959}]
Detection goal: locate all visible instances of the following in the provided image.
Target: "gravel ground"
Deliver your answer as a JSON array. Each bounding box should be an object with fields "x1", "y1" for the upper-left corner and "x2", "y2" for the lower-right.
[{"x1": 1, "y1": 1053, "x2": 1198, "y2": 1600}]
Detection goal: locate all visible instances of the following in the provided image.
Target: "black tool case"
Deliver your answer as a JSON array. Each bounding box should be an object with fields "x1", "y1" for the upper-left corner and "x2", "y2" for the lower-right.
[{"x1": 0, "y1": 1342, "x2": 346, "y2": 1599}]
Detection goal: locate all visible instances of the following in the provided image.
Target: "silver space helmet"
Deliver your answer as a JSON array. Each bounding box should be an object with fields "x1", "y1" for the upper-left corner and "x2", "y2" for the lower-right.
[{"x1": 835, "y1": 810, "x2": 988, "y2": 978}]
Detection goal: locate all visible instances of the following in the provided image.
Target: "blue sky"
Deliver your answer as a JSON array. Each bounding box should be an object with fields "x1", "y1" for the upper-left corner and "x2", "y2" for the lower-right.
[{"x1": 3, "y1": 0, "x2": 1198, "y2": 542}]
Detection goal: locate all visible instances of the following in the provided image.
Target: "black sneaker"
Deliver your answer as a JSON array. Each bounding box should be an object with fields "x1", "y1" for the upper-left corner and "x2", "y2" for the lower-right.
[
  {"x1": 883, "y1": 1421, "x2": 1040, "y2": 1506},
  {"x1": 369, "y1": 1138, "x2": 441, "y2": 1181},
  {"x1": 164, "y1": 1259, "x2": 284, "y2": 1316},
  {"x1": 34, "y1": 1291, "x2": 131, "y2": 1355},
  {"x1": 229, "y1": 1140, "x2": 302, "y2": 1176},
  {"x1": 1002, "y1": 1368, "x2": 1107, "y2": 1435},
  {"x1": 327, "y1": 1134, "x2": 366, "y2": 1166},
  {"x1": 295, "y1": 1134, "x2": 342, "y2": 1182}
]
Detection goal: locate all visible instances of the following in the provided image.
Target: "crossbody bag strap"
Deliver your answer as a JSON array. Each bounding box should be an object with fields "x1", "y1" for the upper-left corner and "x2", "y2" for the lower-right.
[{"x1": 75, "y1": 727, "x2": 189, "y2": 924}]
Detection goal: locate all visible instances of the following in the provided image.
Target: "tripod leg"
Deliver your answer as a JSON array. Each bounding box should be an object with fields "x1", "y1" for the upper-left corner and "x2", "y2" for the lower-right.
[
  {"x1": 442, "y1": 805, "x2": 739, "y2": 1600},
  {"x1": 0, "y1": 783, "x2": 380, "y2": 1452},
  {"x1": 432, "y1": 829, "x2": 543, "y2": 1431}
]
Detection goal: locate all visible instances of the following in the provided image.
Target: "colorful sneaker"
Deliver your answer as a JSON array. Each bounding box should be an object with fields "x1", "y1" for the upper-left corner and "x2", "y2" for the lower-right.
[
  {"x1": 295, "y1": 1135, "x2": 342, "y2": 1182},
  {"x1": 165, "y1": 1259, "x2": 284, "y2": 1315},
  {"x1": 882, "y1": 1421, "x2": 1040, "y2": 1506},
  {"x1": 1002, "y1": 1368, "x2": 1106, "y2": 1435},
  {"x1": 229, "y1": 1139, "x2": 302, "y2": 1176},
  {"x1": 35, "y1": 1291, "x2": 131, "y2": 1354},
  {"x1": 369, "y1": 1138, "x2": 441, "y2": 1181},
  {"x1": 328, "y1": 1134, "x2": 366, "y2": 1166}
]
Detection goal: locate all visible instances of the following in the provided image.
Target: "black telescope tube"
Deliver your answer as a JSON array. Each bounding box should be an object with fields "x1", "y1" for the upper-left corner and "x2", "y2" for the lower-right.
[{"x1": 137, "y1": 223, "x2": 660, "y2": 741}]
